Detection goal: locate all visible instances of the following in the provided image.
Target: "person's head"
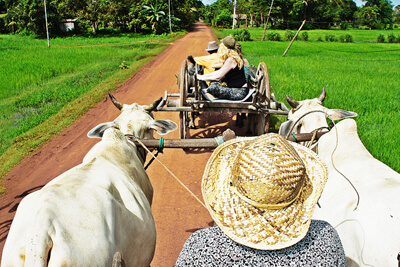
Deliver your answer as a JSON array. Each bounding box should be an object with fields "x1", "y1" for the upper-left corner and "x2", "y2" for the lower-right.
[
  {"x1": 218, "y1": 36, "x2": 243, "y2": 69},
  {"x1": 205, "y1": 41, "x2": 218, "y2": 54},
  {"x1": 202, "y1": 133, "x2": 328, "y2": 250}
]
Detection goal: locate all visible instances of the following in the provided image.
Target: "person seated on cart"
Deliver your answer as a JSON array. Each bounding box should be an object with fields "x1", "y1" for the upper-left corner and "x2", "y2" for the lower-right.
[
  {"x1": 175, "y1": 134, "x2": 346, "y2": 266},
  {"x1": 210, "y1": 42, "x2": 250, "y2": 81},
  {"x1": 187, "y1": 41, "x2": 222, "y2": 75},
  {"x1": 197, "y1": 36, "x2": 249, "y2": 101}
]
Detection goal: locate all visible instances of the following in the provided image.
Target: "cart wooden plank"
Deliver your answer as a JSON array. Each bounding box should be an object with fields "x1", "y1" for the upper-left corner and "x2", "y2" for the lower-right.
[{"x1": 127, "y1": 131, "x2": 328, "y2": 149}]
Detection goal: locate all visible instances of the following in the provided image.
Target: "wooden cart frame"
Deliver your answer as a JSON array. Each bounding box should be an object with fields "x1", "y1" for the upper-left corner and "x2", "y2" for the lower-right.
[{"x1": 156, "y1": 60, "x2": 289, "y2": 139}]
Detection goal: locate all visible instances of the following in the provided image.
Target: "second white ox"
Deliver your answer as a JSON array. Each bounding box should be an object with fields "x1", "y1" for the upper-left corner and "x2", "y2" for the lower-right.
[
  {"x1": 279, "y1": 88, "x2": 400, "y2": 266},
  {"x1": 1, "y1": 93, "x2": 177, "y2": 267}
]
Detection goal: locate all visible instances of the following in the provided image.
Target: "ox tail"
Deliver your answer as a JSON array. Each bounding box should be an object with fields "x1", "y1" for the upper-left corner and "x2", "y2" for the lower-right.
[{"x1": 25, "y1": 231, "x2": 53, "y2": 267}]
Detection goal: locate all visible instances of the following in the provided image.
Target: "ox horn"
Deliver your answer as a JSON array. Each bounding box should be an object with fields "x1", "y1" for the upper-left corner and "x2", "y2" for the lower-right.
[
  {"x1": 318, "y1": 87, "x2": 326, "y2": 103},
  {"x1": 144, "y1": 97, "x2": 163, "y2": 112},
  {"x1": 286, "y1": 94, "x2": 300, "y2": 109},
  {"x1": 108, "y1": 92, "x2": 123, "y2": 110}
]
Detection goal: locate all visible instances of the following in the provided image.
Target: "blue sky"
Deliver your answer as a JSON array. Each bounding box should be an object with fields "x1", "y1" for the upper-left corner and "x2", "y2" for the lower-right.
[{"x1": 201, "y1": 0, "x2": 400, "y2": 7}]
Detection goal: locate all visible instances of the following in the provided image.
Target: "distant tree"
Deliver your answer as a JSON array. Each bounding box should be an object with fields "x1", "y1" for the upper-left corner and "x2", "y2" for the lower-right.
[
  {"x1": 103, "y1": 0, "x2": 132, "y2": 31},
  {"x1": 1, "y1": 0, "x2": 58, "y2": 34},
  {"x1": 339, "y1": 0, "x2": 358, "y2": 22},
  {"x1": 364, "y1": 0, "x2": 394, "y2": 28},
  {"x1": 394, "y1": 5, "x2": 400, "y2": 23},
  {"x1": 216, "y1": 8, "x2": 232, "y2": 27},
  {"x1": 356, "y1": 5, "x2": 380, "y2": 28},
  {"x1": 142, "y1": 0, "x2": 166, "y2": 33}
]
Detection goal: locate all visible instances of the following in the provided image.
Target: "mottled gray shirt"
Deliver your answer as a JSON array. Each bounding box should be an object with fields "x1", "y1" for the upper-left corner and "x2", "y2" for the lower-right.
[{"x1": 175, "y1": 220, "x2": 346, "y2": 266}]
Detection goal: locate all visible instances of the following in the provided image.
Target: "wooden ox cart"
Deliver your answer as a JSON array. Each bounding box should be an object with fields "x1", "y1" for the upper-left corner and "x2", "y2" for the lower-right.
[{"x1": 154, "y1": 60, "x2": 289, "y2": 139}]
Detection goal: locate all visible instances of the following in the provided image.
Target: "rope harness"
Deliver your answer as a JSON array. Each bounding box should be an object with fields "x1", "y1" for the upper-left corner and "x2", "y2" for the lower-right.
[
  {"x1": 144, "y1": 137, "x2": 164, "y2": 170},
  {"x1": 285, "y1": 110, "x2": 360, "y2": 211},
  {"x1": 132, "y1": 137, "x2": 207, "y2": 209}
]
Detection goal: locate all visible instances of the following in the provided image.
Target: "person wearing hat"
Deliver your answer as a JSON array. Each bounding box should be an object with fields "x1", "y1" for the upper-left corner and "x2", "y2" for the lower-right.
[
  {"x1": 187, "y1": 41, "x2": 221, "y2": 75},
  {"x1": 197, "y1": 36, "x2": 249, "y2": 101},
  {"x1": 175, "y1": 133, "x2": 346, "y2": 266}
]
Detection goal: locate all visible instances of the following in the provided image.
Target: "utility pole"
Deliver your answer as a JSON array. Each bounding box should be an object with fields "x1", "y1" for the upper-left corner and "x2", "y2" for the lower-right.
[
  {"x1": 232, "y1": 0, "x2": 236, "y2": 30},
  {"x1": 168, "y1": 0, "x2": 172, "y2": 34},
  {"x1": 43, "y1": 0, "x2": 50, "y2": 47}
]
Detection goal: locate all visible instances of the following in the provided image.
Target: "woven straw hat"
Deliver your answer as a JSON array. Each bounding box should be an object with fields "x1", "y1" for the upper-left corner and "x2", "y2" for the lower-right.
[{"x1": 202, "y1": 133, "x2": 328, "y2": 250}]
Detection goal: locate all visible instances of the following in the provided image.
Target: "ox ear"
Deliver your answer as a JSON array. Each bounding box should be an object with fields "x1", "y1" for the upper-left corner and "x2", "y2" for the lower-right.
[
  {"x1": 278, "y1": 120, "x2": 294, "y2": 136},
  {"x1": 88, "y1": 122, "x2": 117, "y2": 138},
  {"x1": 148, "y1": 119, "x2": 178, "y2": 135},
  {"x1": 326, "y1": 109, "x2": 358, "y2": 121}
]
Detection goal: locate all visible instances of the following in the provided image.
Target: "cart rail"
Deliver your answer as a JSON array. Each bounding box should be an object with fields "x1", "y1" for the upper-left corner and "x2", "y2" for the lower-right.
[{"x1": 127, "y1": 131, "x2": 328, "y2": 149}]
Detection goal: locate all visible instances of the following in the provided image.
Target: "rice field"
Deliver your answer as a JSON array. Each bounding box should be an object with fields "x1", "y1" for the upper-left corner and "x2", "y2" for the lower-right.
[
  {"x1": 0, "y1": 32, "x2": 184, "y2": 183},
  {"x1": 1, "y1": 28, "x2": 399, "y2": 185},
  {"x1": 217, "y1": 27, "x2": 400, "y2": 172}
]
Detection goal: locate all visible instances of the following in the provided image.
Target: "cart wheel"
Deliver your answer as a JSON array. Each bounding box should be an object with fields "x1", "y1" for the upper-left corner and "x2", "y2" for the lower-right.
[
  {"x1": 253, "y1": 62, "x2": 271, "y2": 135},
  {"x1": 181, "y1": 111, "x2": 190, "y2": 139},
  {"x1": 253, "y1": 114, "x2": 270, "y2": 135},
  {"x1": 179, "y1": 60, "x2": 189, "y2": 139},
  {"x1": 256, "y1": 62, "x2": 271, "y2": 103}
]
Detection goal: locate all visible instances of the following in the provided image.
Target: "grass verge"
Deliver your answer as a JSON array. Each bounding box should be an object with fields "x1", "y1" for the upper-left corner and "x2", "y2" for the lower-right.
[{"x1": 0, "y1": 32, "x2": 185, "y2": 194}]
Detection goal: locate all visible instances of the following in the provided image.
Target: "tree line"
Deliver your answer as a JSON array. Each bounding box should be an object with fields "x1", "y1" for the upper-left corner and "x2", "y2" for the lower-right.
[
  {"x1": 201, "y1": 0, "x2": 400, "y2": 30},
  {"x1": 0, "y1": 0, "x2": 202, "y2": 35},
  {"x1": 0, "y1": 0, "x2": 399, "y2": 36}
]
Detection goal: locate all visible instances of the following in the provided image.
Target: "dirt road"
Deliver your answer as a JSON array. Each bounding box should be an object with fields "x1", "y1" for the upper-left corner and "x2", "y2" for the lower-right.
[{"x1": 0, "y1": 22, "x2": 250, "y2": 266}]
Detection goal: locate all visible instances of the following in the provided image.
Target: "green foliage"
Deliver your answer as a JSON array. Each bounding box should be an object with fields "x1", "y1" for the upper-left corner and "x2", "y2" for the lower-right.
[
  {"x1": 325, "y1": 34, "x2": 337, "y2": 42},
  {"x1": 340, "y1": 22, "x2": 349, "y2": 30},
  {"x1": 241, "y1": 39, "x2": 400, "y2": 173},
  {"x1": 0, "y1": 0, "x2": 198, "y2": 35},
  {"x1": 377, "y1": 33, "x2": 385, "y2": 43},
  {"x1": 266, "y1": 32, "x2": 281, "y2": 41},
  {"x1": 0, "y1": 33, "x2": 180, "y2": 169},
  {"x1": 387, "y1": 33, "x2": 396, "y2": 43},
  {"x1": 300, "y1": 31, "x2": 309, "y2": 41},
  {"x1": 339, "y1": 34, "x2": 353, "y2": 43},
  {"x1": 119, "y1": 61, "x2": 129, "y2": 69},
  {"x1": 220, "y1": 27, "x2": 400, "y2": 44},
  {"x1": 142, "y1": 2, "x2": 166, "y2": 33},
  {"x1": 284, "y1": 30, "x2": 296, "y2": 41},
  {"x1": 216, "y1": 9, "x2": 232, "y2": 28},
  {"x1": 233, "y1": 29, "x2": 251, "y2": 41}
]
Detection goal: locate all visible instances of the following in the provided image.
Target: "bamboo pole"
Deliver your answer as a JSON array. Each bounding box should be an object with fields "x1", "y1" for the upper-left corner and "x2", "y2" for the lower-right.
[
  {"x1": 261, "y1": 0, "x2": 274, "y2": 41},
  {"x1": 282, "y1": 20, "x2": 306, "y2": 57}
]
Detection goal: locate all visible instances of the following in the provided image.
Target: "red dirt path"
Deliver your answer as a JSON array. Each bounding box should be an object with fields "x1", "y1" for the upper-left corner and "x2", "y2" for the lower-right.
[{"x1": 0, "y1": 22, "x2": 250, "y2": 266}]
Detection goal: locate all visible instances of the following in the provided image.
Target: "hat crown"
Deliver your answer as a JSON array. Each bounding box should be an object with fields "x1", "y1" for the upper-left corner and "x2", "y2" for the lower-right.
[
  {"x1": 222, "y1": 36, "x2": 236, "y2": 49},
  {"x1": 231, "y1": 134, "x2": 307, "y2": 209},
  {"x1": 206, "y1": 41, "x2": 218, "y2": 51}
]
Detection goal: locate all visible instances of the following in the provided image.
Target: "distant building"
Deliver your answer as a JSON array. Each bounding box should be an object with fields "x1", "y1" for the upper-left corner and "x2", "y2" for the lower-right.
[
  {"x1": 231, "y1": 14, "x2": 247, "y2": 26},
  {"x1": 59, "y1": 19, "x2": 77, "y2": 32}
]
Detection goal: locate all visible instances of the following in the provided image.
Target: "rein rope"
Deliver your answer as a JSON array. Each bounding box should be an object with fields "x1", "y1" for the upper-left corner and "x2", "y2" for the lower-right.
[
  {"x1": 133, "y1": 137, "x2": 207, "y2": 209},
  {"x1": 285, "y1": 110, "x2": 360, "y2": 211},
  {"x1": 144, "y1": 137, "x2": 164, "y2": 170}
]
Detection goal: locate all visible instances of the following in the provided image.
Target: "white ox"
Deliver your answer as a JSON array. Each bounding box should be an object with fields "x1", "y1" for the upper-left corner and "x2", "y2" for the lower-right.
[
  {"x1": 279, "y1": 88, "x2": 400, "y2": 266},
  {"x1": 1, "y1": 93, "x2": 177, "y2": 267}
]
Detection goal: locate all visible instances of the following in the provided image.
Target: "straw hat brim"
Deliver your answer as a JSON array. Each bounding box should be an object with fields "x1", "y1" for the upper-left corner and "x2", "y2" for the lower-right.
[{"x1": 202, "y1": 136, "x2": 328, "y2": 250}]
